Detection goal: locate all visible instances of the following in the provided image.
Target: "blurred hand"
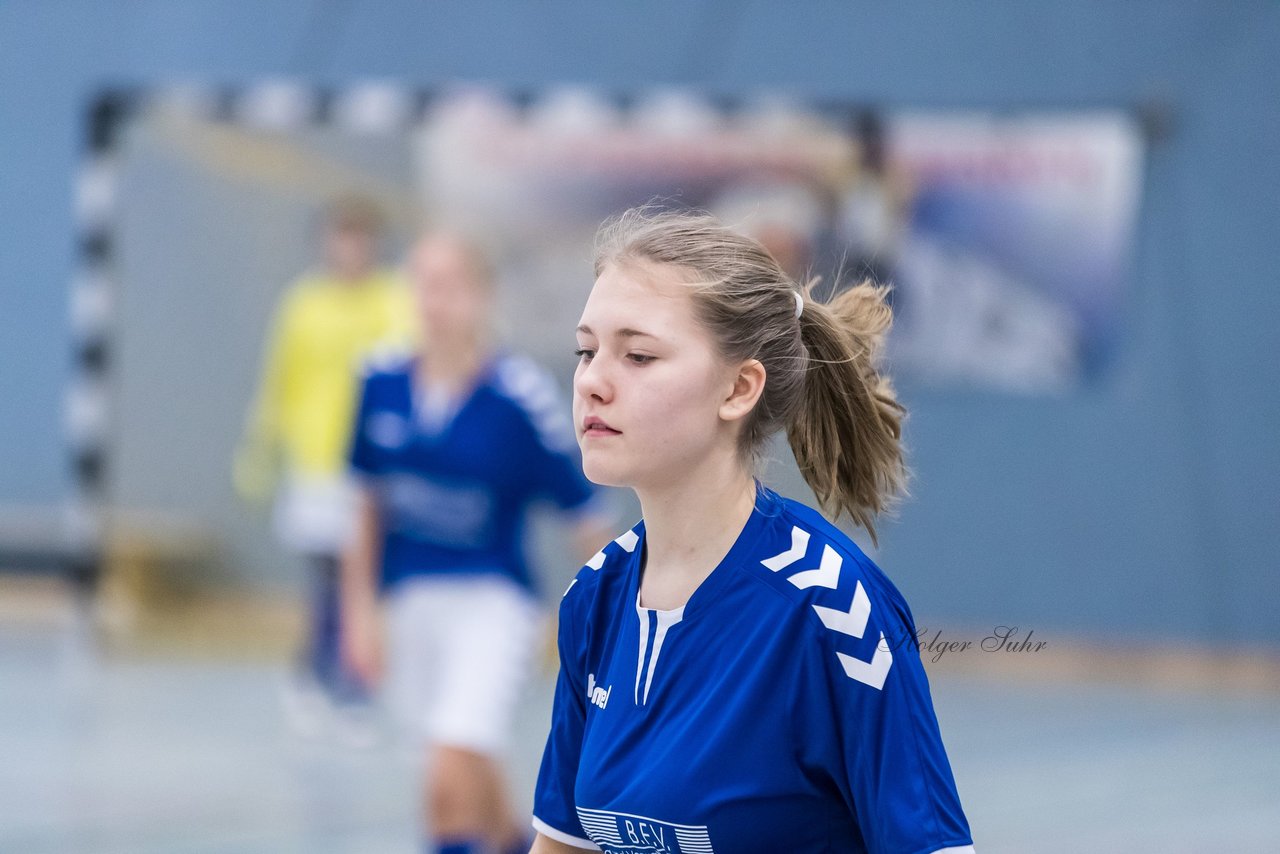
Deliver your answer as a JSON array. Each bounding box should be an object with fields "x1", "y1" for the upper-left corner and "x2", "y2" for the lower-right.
[
  {"x1": 539, "y1": 615, "x2": 560, "y2": 674},
  {"x1": 342, "y1": 603, "x2": 385, "y2": 690}
]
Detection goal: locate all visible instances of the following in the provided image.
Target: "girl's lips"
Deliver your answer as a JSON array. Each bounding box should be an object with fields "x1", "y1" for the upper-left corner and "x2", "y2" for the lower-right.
[{"x1": 582, "y1": 416, "x2": 620, "y2": 436}]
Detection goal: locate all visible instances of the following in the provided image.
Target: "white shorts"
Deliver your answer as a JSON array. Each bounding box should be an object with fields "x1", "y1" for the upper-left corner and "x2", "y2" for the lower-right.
[
  {"x1": 273, "y1": 473, "x2": 357, "y2": 555},
  {"x1": 385, "y1": 574, "x2": 543, "y2": 757}
]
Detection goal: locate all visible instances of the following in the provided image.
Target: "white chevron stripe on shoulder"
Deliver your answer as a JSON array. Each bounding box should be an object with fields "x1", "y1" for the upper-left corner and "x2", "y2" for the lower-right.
[
  {"x1": 836, "y1": 635, "x2": 894, "y2": 690},
  {"x1": 787, "y1": 544, "x2": 842, "y2": 590},
  {"x1": 584, "y1": 529, "x2": 639, "y2": 572},
  {"x1": 801, "y1": 550, "x2": 895, "y2": 690},
  {"x1": 765, "y1": 524, "x2": 892, "y2": 690},
  {"x1": 615, "y1": 529, "x2": 639, "y2": 552},
  {"x1": 761, "y1": 525, "x2": 809, "y2": 571},
  {"x1": 812, "y1": 579, "x2": 872, "y2": 638}
]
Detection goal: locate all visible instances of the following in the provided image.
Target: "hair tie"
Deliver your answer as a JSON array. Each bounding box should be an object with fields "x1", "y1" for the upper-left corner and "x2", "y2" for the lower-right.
[{"x1": 793, "y1": 290, "x2": 804, "y2": 319}]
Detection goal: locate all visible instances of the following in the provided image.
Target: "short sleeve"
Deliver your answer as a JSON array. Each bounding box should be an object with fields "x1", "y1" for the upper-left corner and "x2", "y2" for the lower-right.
[
  {"x1": 800, "y1": 583, "x2": 974, "y2": 854},
  {"x1": 532, "y1": 579, "x2": 597, "y2": 848},
  {"x1": 497, "y1": 357, "x2": 597, "y2": 514},
  {"x1": 524, "y1": 427, "x2": 596, "y2": 515}
]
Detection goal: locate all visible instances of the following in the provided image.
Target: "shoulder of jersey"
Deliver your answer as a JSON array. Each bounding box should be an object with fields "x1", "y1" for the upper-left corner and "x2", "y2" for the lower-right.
[
  {"x1": 490, "y1": 353, "x2": 577, "y2": 453},
  {"x1": 359, "y1": 344, "x2": 415, "y2": 379},
  {"x1": 750, "y1": 498, "x2": 878, "y2": 596},
  {"x1": 560, "y1": 524, "x2": 641, "y2": 602},
  {"x1": 750, "y1": 497, "x2": 902, "y2": 691}
]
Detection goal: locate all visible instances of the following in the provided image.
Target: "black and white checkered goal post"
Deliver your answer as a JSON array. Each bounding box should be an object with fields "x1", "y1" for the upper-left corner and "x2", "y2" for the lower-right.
[{"x1": 63, "y1": 81, "x2": 432, "y2": 602}]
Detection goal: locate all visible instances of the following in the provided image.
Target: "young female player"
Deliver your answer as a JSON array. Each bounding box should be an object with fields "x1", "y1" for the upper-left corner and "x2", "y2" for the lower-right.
[
  {"x1": 531, "y1": 209, "x2": 974, "y2": 853},
  {"x1": 340, "y1": 233, "x2": 611, "y2": 854}
]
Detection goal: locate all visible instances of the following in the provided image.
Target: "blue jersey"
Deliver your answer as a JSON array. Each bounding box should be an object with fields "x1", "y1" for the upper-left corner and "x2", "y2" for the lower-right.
[
  {"x1": 534, "y1": 486, "x2": 973, "y2": 854},
  {"x1": 349, "y1": 351, "x2": 597, "y2": 592}
]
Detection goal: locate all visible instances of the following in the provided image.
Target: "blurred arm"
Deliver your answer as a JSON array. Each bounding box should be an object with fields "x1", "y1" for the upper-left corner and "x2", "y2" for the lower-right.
[
  {"x1": 340, "y1": 484, "x2": 384, "y2": 687},
  {"x1": 233, "y1": 299, "x2": 292, "y2": 503}
]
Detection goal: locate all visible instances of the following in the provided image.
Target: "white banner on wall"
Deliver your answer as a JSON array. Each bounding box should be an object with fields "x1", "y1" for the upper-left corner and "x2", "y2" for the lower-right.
[{"x1": 415, "y1": 89, "x2": 1145, "y2": 392}]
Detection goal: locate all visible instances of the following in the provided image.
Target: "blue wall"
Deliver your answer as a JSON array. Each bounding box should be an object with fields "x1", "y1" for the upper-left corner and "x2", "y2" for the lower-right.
[{"x1": 2, "y1": 1, "x2": 1277, "y2": 646}]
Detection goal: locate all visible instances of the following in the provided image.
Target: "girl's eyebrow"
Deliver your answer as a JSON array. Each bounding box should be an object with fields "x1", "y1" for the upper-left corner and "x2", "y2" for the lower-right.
[{"x1": 576, "y1": 324, "x2": 657, "y2": 340}]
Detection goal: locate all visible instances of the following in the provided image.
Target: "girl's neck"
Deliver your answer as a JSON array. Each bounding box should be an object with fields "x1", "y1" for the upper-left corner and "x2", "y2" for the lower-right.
[
  {"x1": 419, "y1": 337, "x2": 487, "y2": 391},
  {"x1": 634, "y1": 452, "x2": 757, "y2": 611}
]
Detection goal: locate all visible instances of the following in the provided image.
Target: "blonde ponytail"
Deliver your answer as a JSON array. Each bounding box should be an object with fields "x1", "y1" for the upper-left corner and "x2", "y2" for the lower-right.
[{"x1": 789, "y1": 283, "x2": 906, "y2": 545}]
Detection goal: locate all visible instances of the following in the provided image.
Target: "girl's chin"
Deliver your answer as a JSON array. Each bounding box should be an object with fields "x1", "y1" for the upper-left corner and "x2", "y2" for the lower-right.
[
  {"x1": 582, "y1": 465, "x2": 631, "y2": 490},
  {"x1": 582, "y1": 457, "x2": 644, "y2": 490}
]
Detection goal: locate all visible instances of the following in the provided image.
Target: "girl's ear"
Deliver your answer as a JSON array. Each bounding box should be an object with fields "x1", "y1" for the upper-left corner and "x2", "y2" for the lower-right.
[{"x1": 719, "y1": 359, "x2": 766, "y2": 423}]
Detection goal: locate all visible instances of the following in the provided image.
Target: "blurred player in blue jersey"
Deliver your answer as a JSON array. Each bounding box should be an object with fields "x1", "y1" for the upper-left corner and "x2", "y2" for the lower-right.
[
  {"x1": 531, "y1": 209, "x2": 974, "y2": 854},
  {"x1": 340, "y1": 233, "x2": 611, "y2": 854}
]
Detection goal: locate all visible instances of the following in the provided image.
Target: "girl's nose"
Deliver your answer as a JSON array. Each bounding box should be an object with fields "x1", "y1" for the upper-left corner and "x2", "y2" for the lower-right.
[{"x1": 575, "y1": 355, "x2": 612, "y2": 404}]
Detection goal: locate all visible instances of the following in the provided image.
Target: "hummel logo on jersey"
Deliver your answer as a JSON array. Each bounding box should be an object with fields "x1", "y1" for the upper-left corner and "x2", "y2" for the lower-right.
[{"x1": 587, "y1": 672, "x2": 612, "y2": 709}]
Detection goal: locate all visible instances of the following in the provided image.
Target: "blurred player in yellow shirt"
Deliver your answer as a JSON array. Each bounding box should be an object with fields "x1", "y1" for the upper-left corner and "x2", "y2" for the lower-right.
[{"x1": 234, "y1": 194, "x2": 412, "y2": 738}]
